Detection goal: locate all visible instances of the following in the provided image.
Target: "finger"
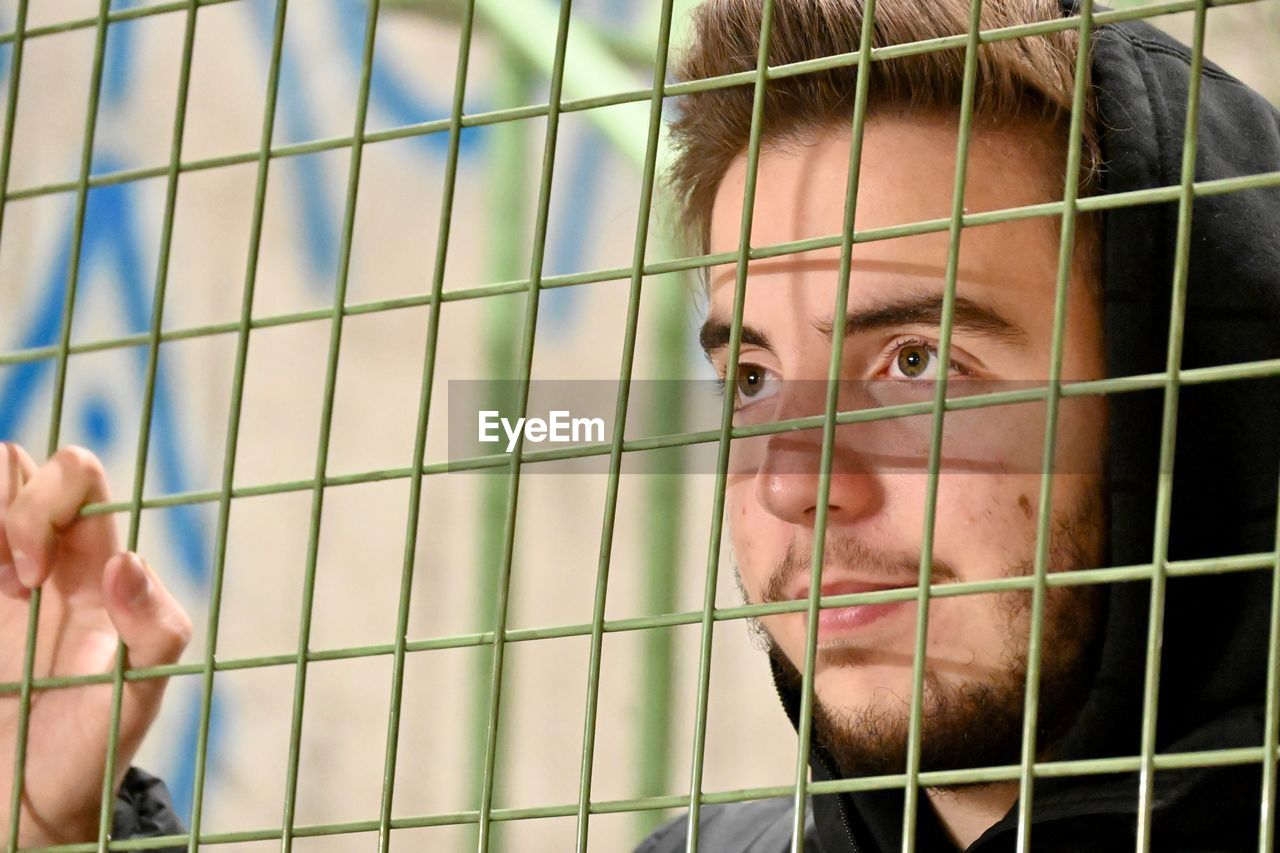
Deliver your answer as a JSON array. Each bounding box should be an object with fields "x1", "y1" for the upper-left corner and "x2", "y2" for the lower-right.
[
  {"x1": 103, "y1": 552, "x2": 192, "y2": 670},
  {"x1": 0, "y1": 562, "x2": 28, "y2": 599},
  {"x1": 0, "y1": 443, "x2": 38, "y2": 599},
  {"x1": 103, "y1": 552, "x2": 193, "y2": 756},
  {"x1": 4, "y1": 445, "x2": 116, "y2": 588}
]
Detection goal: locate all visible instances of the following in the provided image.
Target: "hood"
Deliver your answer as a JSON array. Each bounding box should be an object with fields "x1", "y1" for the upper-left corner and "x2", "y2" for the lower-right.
[{"x1": 775, "y1": 4, "x2": 1280, "y2": 850}]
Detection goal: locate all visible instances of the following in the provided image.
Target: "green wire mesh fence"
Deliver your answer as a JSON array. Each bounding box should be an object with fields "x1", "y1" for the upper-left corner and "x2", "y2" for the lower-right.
[{"x1": 0, "y1": 0, "x2": 1278, "y2": 850}]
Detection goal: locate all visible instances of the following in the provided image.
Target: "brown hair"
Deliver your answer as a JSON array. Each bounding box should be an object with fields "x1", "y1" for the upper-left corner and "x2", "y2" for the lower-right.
[{"x1": 666, "y1": 0, "x2": 1101, "y2": 256}]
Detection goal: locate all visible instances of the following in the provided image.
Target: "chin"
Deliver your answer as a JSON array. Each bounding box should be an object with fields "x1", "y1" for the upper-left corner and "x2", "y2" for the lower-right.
[{"x1": 814, "y1": 661, "x2": 913, "y2": 712}]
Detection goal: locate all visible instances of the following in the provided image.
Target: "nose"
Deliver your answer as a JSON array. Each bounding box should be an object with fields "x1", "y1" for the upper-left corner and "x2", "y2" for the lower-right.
[{"x1": 754, "y1": 390, "x2": 883, "y2": 527}]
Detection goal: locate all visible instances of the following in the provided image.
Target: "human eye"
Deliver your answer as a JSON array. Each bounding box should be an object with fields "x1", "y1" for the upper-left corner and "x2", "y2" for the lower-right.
[
  {"x1": 713, "y1": 362, "x2": 780, "y2": 410},
  {"x1": 881, "y1": 337, "x2": 971, "y2": 381}
]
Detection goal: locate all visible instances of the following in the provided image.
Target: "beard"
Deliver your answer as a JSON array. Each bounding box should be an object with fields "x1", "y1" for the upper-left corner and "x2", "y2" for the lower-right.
[{"x1": 742, "y1": 484, "x2": 1108, "y2": 782}]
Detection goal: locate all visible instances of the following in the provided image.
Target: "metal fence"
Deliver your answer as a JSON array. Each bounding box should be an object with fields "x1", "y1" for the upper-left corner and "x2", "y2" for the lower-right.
[{"x1": 1, "y1": 0, "x2": 1279, "y2": 850}]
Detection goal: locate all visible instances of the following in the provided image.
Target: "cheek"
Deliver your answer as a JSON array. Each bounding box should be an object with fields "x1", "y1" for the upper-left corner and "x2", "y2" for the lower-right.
[
  {"x1": 929, "y1": 475, "x2": 1041, "y2": 575},
  {"x1": 1054, "y1": 396, "x2": 1108, "y2": 475},
  {"x1": 860, "y1": 473, "x2": 929, "y2": 542},
  {"x1": 924, "y1": 593, "x2": 1024, "y2": 674},
  {"x1": 726, "y1": 475, "x2": 771, "y2": 600}
]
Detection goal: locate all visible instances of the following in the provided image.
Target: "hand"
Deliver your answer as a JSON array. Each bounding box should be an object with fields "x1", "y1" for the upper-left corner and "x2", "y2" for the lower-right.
[{"x1": 0, "y1": 444, "x2": 192, "y2": 847}]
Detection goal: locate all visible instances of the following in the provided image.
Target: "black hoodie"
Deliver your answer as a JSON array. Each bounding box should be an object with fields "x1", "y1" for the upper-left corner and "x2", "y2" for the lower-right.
[{"x1": 639, "y1": 2, "x2": 1280, "y2": 851}]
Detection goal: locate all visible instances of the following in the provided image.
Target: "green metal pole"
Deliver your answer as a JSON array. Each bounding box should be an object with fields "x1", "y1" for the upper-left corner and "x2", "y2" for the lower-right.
[
  {"x1": 571, "y1": 0, "x2": 682, "y2": 845},
  {"x1": 685, "y1": 3, "x2": 779, "y2": 849},
  {"x1": 376, "y1": 0, "x2": 479, "y2": 850},
  {"x1": 473, "y1": 0, "x2": 577, "y2": 846},
  {"x1": 1014, "y1": 3, "x2": 1096, "y2": 848},
  {"x1": 8, "y1": 0, "x2": 109, "y2": 847},
  {"x1": 468, "y1": 51, "x2": 532, "y2": 853},
  {"x1": 1135, "y1": 2, "x2": 1209, "y2": 847},
  {"x1": 97, "y1": 1, "x2": 202, "y2": 848},
  {"x1": 900, "y1": 1, "x2": 987, "y2": 845},
  {"x1": 187, "y1": 0, "x2": 291, "y2": 846},
  {"x1": 279, "y1": 1, "x2": 384, "y2": 848},
  {"x1": 634, "y1": 249, "x2": 690, "y2": 842}
]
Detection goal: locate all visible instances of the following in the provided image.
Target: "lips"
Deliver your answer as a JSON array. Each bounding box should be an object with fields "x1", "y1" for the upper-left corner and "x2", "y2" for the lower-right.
[
  {"x1": 790, "y1": 576, "x2": 917, "y2": 603},
  {"x1": 788, "y1": 577, "x2": 917, "y2": 638}
]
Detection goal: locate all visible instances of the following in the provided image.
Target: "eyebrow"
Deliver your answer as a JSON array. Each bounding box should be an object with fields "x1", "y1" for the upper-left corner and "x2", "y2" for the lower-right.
[
  {"x1": 698, "y1": 294, "x2": 1026, "y2": 358},
  {"x1": 813, "y1": 295, "x2": 1026, "y2": 343},
  {"x1": 698, "y1": 321, "x2": 774, "y2": 356}
]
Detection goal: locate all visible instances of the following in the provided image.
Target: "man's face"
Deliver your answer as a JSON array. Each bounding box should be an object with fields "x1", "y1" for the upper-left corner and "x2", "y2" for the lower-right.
[{"x1": 705, "y1": 113, "x2": 1109, "y2": 773}]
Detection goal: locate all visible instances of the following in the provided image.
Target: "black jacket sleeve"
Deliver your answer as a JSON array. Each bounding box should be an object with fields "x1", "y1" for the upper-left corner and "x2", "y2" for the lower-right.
[{"x1": 112, "y1": 767, "x2": 187, "y2": 851}]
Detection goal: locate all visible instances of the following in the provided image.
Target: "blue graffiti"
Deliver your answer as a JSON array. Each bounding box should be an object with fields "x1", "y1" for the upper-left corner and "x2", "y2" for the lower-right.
[
  {"x1": 0, "y1": 155, "x2": 222, "y2": 821},
  {"x1": 248, "y1": 0, "x2": 341, "y2": 286},
  {"x1": 0, "y1": 0, "x2": 218, "y2": 822},
  {"x1": 257, "y1": 0, "x2": 486, "y2": 290},
  {"x1": 267, "y1": 0, "x2": 610, "y2": 327},
  {"x1": 538, "y1": 0, "x2": 622, "y2": 329},
  {"x1": 1, "y1": 0, "x2": 613, "y2": 824}
]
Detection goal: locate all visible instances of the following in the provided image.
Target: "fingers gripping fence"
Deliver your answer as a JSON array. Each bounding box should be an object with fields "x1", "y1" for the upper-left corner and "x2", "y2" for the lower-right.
[{"x1": 0, "y1": 0, "x2": 1276, "y2": 851}]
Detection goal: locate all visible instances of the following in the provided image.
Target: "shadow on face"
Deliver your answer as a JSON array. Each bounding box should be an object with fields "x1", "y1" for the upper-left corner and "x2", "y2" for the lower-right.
[{"x1": 704, "y1": 113, "x2": 1109, "y2": 771}]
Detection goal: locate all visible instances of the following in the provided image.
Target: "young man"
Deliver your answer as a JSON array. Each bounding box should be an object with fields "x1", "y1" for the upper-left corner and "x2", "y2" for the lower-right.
[
  {"x1": 1, "y1": 2, "x2": 1278, "y2": 852},
  {"x1": 637, "y1": 0, "x2": 1280, "y2": 849}
]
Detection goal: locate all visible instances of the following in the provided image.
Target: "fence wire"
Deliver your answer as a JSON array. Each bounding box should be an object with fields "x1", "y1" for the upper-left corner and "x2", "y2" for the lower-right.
[{"x1": 1, "y1": 0, "x2": 1278, "y2": 850}]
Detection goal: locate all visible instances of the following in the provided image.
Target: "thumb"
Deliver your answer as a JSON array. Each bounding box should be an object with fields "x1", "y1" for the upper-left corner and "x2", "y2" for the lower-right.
[
  {"x1": 103, "y1": 552, "x2": 193, "y2": 670},
  {"x1": 102, "y1": 553, "x2": 193, "y2": 762}
]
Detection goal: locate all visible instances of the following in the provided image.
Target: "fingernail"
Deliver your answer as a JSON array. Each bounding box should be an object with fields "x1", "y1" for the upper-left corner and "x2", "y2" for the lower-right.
[
  {"x1": 12, "y1": 550, "x2": 34, "y2": 586},
  {"x1": 115, "y1": 554, "x2": 153, "y2": 610}
]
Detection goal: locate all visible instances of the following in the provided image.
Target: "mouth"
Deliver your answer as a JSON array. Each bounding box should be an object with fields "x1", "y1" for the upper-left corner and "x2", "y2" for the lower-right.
[{"x1": 790, "y1": 577, "x2": 917, "y2": 640}]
